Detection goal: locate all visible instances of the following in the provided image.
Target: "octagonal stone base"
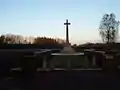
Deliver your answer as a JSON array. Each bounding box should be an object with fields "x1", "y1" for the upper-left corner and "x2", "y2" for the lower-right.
[{"x1": 61, "y1": 45, "x2": 75, "y2": 53}]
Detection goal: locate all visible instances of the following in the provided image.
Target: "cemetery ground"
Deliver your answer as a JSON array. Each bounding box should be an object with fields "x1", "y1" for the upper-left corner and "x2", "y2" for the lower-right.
[
  {"x1": 0, "y1": 49, "x2": 120, "y2": 90},
  {"x1": 1, "y1": 71, "x2": 120, "y2": 90}
]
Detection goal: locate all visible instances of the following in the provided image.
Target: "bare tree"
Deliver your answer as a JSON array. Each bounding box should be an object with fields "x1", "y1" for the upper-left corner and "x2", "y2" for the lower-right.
[{"x1": 99, "y1": 13, "x2": 119, "y2": 43}]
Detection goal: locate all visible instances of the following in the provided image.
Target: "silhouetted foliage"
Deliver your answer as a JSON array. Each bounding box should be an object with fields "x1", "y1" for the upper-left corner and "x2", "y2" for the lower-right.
[
  {"x1": 99, "y1": 13, "x2": 119, "y2": 43},
  {"x1": 34, "y1": 37, "x2": 60, "y2": 45},
  {"x1": 75, "y1": 43, "x2": 120, "y2": 52},
  {"x1": 0, "y1": 35, "x2": 5, "y2": 44},
  {"x1": 0, "y1": 34, "x2": 64, "y2": 49}
]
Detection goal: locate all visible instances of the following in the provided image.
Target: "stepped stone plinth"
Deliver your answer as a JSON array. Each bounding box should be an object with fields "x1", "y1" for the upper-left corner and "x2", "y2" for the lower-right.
[{"x1": 61, "y1": 45, "x2": 75, "y2": 53}]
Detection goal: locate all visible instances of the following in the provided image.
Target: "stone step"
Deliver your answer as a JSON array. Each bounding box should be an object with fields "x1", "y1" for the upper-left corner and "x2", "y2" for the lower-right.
[
  {"x1": 37, "y1": 68, "x2": 102, "y2": 71},
  {"x1": 11, "y1": 67, "x2": 22, "y2": 71},
  {"x1": 10, "y1": 67, "x2": 120, "y2": 72}
]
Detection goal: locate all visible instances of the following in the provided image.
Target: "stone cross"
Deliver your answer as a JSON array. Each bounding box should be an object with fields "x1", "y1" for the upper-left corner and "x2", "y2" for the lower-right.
[{"x1": 64, "y1": 19, "x2": 71, "y2": 45}]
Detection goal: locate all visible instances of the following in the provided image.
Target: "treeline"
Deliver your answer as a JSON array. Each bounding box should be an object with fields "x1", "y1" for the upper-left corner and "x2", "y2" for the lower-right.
[
  {"x1": 1, "y1": 34, "x2": 120, "y2": 50},
  {"x1": 74, "y1": 43, "x2": 120, "y2": 52},
  {"x1": 0, "y1": 34, "x2": 65, "y2": 49}
]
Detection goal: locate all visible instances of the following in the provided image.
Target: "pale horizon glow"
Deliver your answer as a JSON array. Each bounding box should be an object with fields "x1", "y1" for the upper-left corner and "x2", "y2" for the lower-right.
[{"x1": 0, "y1": 0, "x2": 120, "y2": 44}]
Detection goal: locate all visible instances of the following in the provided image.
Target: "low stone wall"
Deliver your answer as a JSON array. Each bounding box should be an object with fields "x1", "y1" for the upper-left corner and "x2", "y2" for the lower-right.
[
  {"x1": 0, "y1": 49, "x2": 61, "y2": 76},
  {"x1": 52, "y1": 55, "x2": 87, "y2": 69},
  {"x1": 0, "y1": 49, "x2": 42, "y2": 76},
  {"x1": 0, "y1": 49, "x2": 120, "y2": 76}
]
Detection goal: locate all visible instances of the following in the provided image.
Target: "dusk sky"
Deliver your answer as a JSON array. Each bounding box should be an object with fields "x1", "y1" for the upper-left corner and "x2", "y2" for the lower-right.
[{"x1": 0, "y1": 0, "x2": 120, "y2": 44}]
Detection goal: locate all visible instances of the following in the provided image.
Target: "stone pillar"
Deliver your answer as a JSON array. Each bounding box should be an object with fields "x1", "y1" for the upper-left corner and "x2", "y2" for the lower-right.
[
  {"x1": 92, "y1": 55, "x2": 96, "y2": 66},
  {"x1": 84, "y1": 56, "x2": 88, "y2": 68},
  {"x1": 102, "y1": 51, "x2": 118, "y2": 74},
  {"x1": 43, "y1": 56, "x2": 47, "y2": 70},
  {"x1": 49, "y1": 58, "x2": 54, "y2": 71},
  {"x1": 67, "y1": 59, "x2": 71, "y2": 70}
]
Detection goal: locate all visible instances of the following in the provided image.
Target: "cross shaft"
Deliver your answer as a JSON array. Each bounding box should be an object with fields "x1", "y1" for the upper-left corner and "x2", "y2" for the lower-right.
[{"x1": 64, "y1": 19, "x2": 71, "y2": 45}]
